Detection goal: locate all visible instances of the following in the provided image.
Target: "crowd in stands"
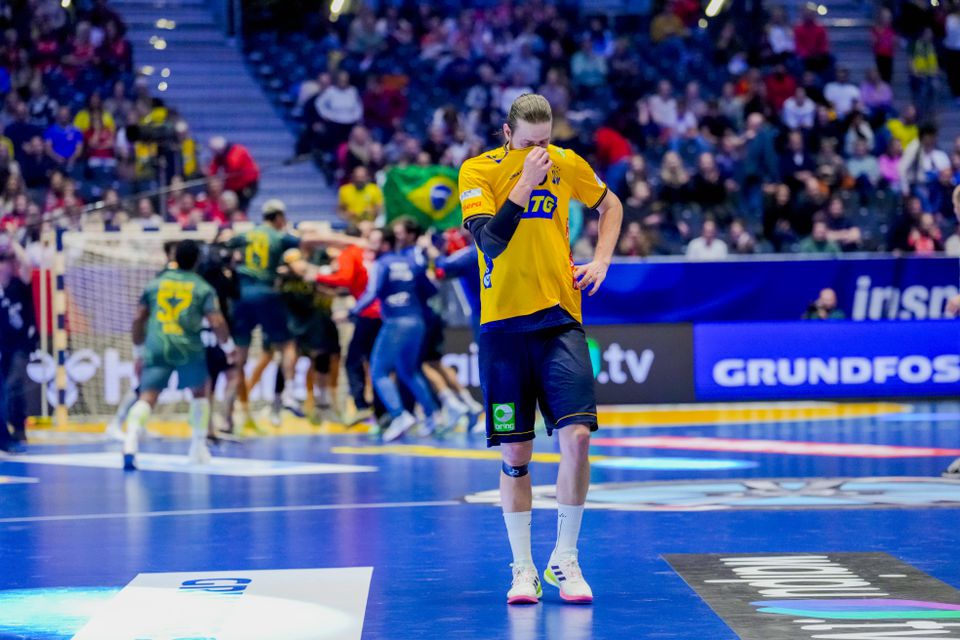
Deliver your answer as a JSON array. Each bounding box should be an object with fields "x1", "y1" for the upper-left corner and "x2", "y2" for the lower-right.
[
  {"x1": 0, "y1": 0, "x2": 261, "y2": 249},
  {"x1": 274, "y1": 0, "x2": 960, "y2": 257}
]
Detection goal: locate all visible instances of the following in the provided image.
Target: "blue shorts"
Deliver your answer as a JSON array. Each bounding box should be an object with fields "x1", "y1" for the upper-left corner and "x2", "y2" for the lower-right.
[
  {"x1": 140, "y1": 357, "x2": 208, "y2": 392},
  {"x1": 479, "y1": 324, "x2": 598, "y2": 447},
  {"x1": 232, "y1": 290, "x2": 291, "y2": 348}
]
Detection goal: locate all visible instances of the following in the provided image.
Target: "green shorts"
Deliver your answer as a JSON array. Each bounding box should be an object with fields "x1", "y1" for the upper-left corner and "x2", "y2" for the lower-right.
[
  {"x1": 140, "y1": 356, "x2": 209, "y2": 392},
  {"x1": 232, "y1": 289, "x2": 291, "y2": 348},
  {"x1": 285, "y1": 312, "x2": 340, "y2": 355}
]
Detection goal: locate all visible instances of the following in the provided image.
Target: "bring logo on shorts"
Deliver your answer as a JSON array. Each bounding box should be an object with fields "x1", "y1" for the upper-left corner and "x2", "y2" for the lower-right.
[{"x1": 492, "y1": 403, "x2": 516, "y2": 432}]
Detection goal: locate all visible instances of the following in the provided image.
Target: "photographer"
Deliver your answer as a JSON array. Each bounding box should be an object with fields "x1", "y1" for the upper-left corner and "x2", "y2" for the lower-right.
[
  {"x1": 802, "y1": 287, "x2": 846, "y2": 320},
  {"x1": 198, "y1": 229, "x2": 241, "y2": 437},
  {"x1": 0, "y1": 235, "x2": 37, "y2": 452}
]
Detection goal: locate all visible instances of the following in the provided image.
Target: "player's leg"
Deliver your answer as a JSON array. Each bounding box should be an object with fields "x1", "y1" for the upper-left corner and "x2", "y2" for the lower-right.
[
  {"x1": 187, "y1": 383, "x2": 213, "y2": 463},
  {"x1": 226, "y1": 294, "x2": 256, "y2": 430},
  {"x1": 245, "y1": 345, "x2": 274, "y2": 393},
  {"x1": 278, "y1": 339, "x2": 301, "y2": 415},
  {"x1": 5, "y1": 350, "x2": 29, "y2": 442},
  {"x1": 437, "y1": 359, "x2": 483, "y2": 425},
  {"x1": 370, "y1": 321, "x2": 416, "y2": 441},
  {"x1": 344, "y1": 317, "x2": 379, "y2": 423},
  {"x1": 311, "y1": 352, "x2": 333, "y2": 423},
  {"x1": 535, "y1": 325, "x2": 598, "y2": 604},
  {"x1": 392, "y1": 320, "x2": 442, "y2": 435},
  {"x1": 204, "y1": 341, "x2": 231, "y2": 440},
  {"x1": 418, "y1": 314, "x2": 467, "y2": 429},
  {"x1": 106, "y1": 387, "x2": 138, "y2": 441},
  {"x1": 177, "y1": 358, "x2": 212, "y2": 464},
  {"x1": 122, "y1": 377, "x2": 162, "y2": 470},
  {"x1": 478, "y1": 330, "x2": 542, "y2": 603},
  {"x1": 312, "y1": 312, "x2": 341, "y2": 422}
]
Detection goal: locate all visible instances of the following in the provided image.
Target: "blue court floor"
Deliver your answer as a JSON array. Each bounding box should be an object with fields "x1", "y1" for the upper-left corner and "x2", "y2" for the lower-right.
[{"x1": 1, "y1": 400, "x2": 959, "y2": 639}]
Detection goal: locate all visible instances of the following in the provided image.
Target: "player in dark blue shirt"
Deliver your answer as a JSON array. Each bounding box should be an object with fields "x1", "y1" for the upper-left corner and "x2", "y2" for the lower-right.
[{"x1": 352, "y1": 229, "x2": 441, "y2": 441}]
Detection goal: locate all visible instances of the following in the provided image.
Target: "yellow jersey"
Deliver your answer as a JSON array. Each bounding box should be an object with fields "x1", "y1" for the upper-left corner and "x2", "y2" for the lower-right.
[
  {"x1": 459, "y1": 144, "x2": 607, "y2": 329},
  {"x1": 338, "y1": 182, "x2": 384, "y2": 222}
]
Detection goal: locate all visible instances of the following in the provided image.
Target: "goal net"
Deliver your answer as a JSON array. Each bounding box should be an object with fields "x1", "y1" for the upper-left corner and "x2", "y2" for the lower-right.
[{"x1": 53, "y1": 223, "x2": 250, "y2": 421}]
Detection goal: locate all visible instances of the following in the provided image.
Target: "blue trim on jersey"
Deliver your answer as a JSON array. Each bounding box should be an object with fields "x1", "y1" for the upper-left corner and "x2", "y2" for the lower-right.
[{"x1": 480, "y1": 305, "x2": 578, "y2": 334}]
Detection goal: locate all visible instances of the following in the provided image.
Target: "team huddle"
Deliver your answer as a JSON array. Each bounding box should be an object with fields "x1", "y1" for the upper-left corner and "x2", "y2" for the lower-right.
[
  {"x1": 115, "y1": 201, "x2": 486, "y2": 469},
  {"x1": 120, "y1": 93, "x2": 624, "y2": 605}
]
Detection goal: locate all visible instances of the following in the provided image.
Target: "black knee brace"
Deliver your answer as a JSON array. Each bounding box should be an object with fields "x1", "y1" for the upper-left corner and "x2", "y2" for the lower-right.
[{"x1": 502, "y1": 461, "x2": 529, "y2": 478}]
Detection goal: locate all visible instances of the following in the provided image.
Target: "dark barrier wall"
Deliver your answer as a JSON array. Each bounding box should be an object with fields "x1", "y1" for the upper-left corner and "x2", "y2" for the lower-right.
[
  {"x1": 582, "y1": 256, "x2": 959, "y2": 324},
  {"x1": 442, "y1": 325, "x2": 696, "y2": 404},
  {"x1": 444, "y1": 320, "x2": 959, "y2": 404},
  {"x1": 694, "y1": 321, "x2": 960, "y2": 401}
]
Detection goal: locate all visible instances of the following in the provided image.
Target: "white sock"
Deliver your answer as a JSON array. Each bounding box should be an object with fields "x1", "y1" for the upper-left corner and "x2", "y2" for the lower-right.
[
  {"x1": 503, "y1": 511, "x2": 534, "y2": 567},
  {"x1": 111, "y1": 388, "x2": 139, "y2": 426},
  {"x1": 317, "y1": 386, "x2": 331, "y2": 407},
  {"x1": 554, "y1": 504, "x2": 585, "y2": 556},
  {"x1": 281, "y1": 387, "x2": 296, "y2": 406},
  {"x1": 458, "y1": 388, "x2": 483, "y2": 413},
  {"x1": 123, "y1": 400, "x2": 151, "y2": 455},
  {"x1": 189, "y1": 398, "x2": 210, "y2": 443}
]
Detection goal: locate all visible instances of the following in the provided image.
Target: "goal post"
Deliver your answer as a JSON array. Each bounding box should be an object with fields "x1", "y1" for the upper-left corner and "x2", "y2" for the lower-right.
[{"x1": 43, "y1": 223, "x2": 224, "y2": 423}]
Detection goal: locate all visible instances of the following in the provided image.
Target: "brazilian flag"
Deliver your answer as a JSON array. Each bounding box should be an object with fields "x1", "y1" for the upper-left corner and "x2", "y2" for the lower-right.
[{"x1": 383, "y1": 165, "x2": 461, "y2": 230}]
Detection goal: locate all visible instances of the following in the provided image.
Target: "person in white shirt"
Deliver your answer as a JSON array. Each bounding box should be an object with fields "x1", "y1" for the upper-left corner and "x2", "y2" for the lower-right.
[
  {"x1": 781, "y1": 86, "x2": 816, "y2": 129},
  {"x1": 315, "y1": 71, "x2": 363, "y2": 149},
  {"x1": 648, "y1": 79, "x2": 678, "y2": 132},
  {"x1": 898, "y1": 124, "x2": 951, "y2": 196},
  {"x1": 686, "y1": 219, "x2": 729, "y2": 260},
  {"x1": 823, "y1": 67, "x2": 861, "y2": 118},
  {"x1": 766, "y1": 7, "x2": 795, "y2": 59}
]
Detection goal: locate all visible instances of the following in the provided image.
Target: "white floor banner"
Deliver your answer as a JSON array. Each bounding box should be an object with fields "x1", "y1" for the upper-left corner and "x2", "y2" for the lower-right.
[{"x1": 71, "y1": 567, "x2": 373, "y2": 640}]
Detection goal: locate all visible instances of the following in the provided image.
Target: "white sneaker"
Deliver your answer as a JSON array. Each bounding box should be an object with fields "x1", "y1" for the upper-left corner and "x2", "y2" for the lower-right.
[
  {"x1": 187, "y1": 439, "x2": 212, "y2": 465},
  {"x1": 507, "y1": 563, "x2": 542, "y2": 605},
  {"x1": 544, "y1": 550, "x2": 593, "y2": 604},
  {"x1": 104, "y1": 421, "x2": 124, "y2": 442},
  {"x1": 442, "y1": 398, "x2": 469, "y2": 432},
  {"x1": 470, "y1": 416, "x2": 486, "y2": 435},
  {"x1": 382, "y1": 412, "x2": 416, "y2": 442}
]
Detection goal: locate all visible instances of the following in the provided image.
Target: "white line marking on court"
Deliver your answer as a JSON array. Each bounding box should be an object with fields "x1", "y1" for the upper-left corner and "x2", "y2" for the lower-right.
[
  {"x1": 0, "y1": 500, "x2": 461, "y2": 524},
  {"x1": 0, "y1": 475, "x2": 38, "y2": 485},
  {"x1": 6, "y1": 452, "x2": 376, "y2": 476}
]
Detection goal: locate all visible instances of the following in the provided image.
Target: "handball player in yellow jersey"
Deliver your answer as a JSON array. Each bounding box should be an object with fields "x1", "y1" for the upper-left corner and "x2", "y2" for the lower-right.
[{"x1": 459, "y1": 94, "x2": 623, "y2": 604}]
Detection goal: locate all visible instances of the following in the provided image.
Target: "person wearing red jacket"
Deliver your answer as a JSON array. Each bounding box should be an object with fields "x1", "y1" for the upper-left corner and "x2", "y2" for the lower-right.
[
  {"x1": 794, "y1": 8, "x2": 831, "y2": 73},
  {"x1": 313, "y1": 229, "x2": 381, "y2": 423},
  {"x1": 764, "y1": 64, "x2": 797, "y2": 112},
  {"x1": 208, "y1": 136, "x2": 260, "y2": 213}
]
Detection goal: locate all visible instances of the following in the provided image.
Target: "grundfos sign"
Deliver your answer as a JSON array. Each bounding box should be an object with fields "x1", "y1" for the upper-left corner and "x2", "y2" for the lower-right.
[
  {"x1": 666, "y1": 553, "x2": 960, "y2": 639},
  {"x1": 694, "y1": 321, "x2": 960, "y2": 400}
]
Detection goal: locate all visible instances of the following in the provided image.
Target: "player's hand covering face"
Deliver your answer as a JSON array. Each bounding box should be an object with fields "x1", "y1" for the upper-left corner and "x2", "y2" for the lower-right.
[{"x1": 520, "y1": 147, "x2": 553, "y2": 188}]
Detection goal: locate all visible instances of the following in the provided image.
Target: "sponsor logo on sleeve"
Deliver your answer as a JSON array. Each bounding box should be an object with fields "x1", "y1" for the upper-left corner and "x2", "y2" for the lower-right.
[{"x1": 460, "y1": 188, "x2": 482, "y2": 202}]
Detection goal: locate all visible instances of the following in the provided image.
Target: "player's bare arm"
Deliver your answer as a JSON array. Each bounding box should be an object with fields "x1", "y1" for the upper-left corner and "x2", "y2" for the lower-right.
[{"x1": 574, "y1": 189, "x2": 624, "y2": 296}]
